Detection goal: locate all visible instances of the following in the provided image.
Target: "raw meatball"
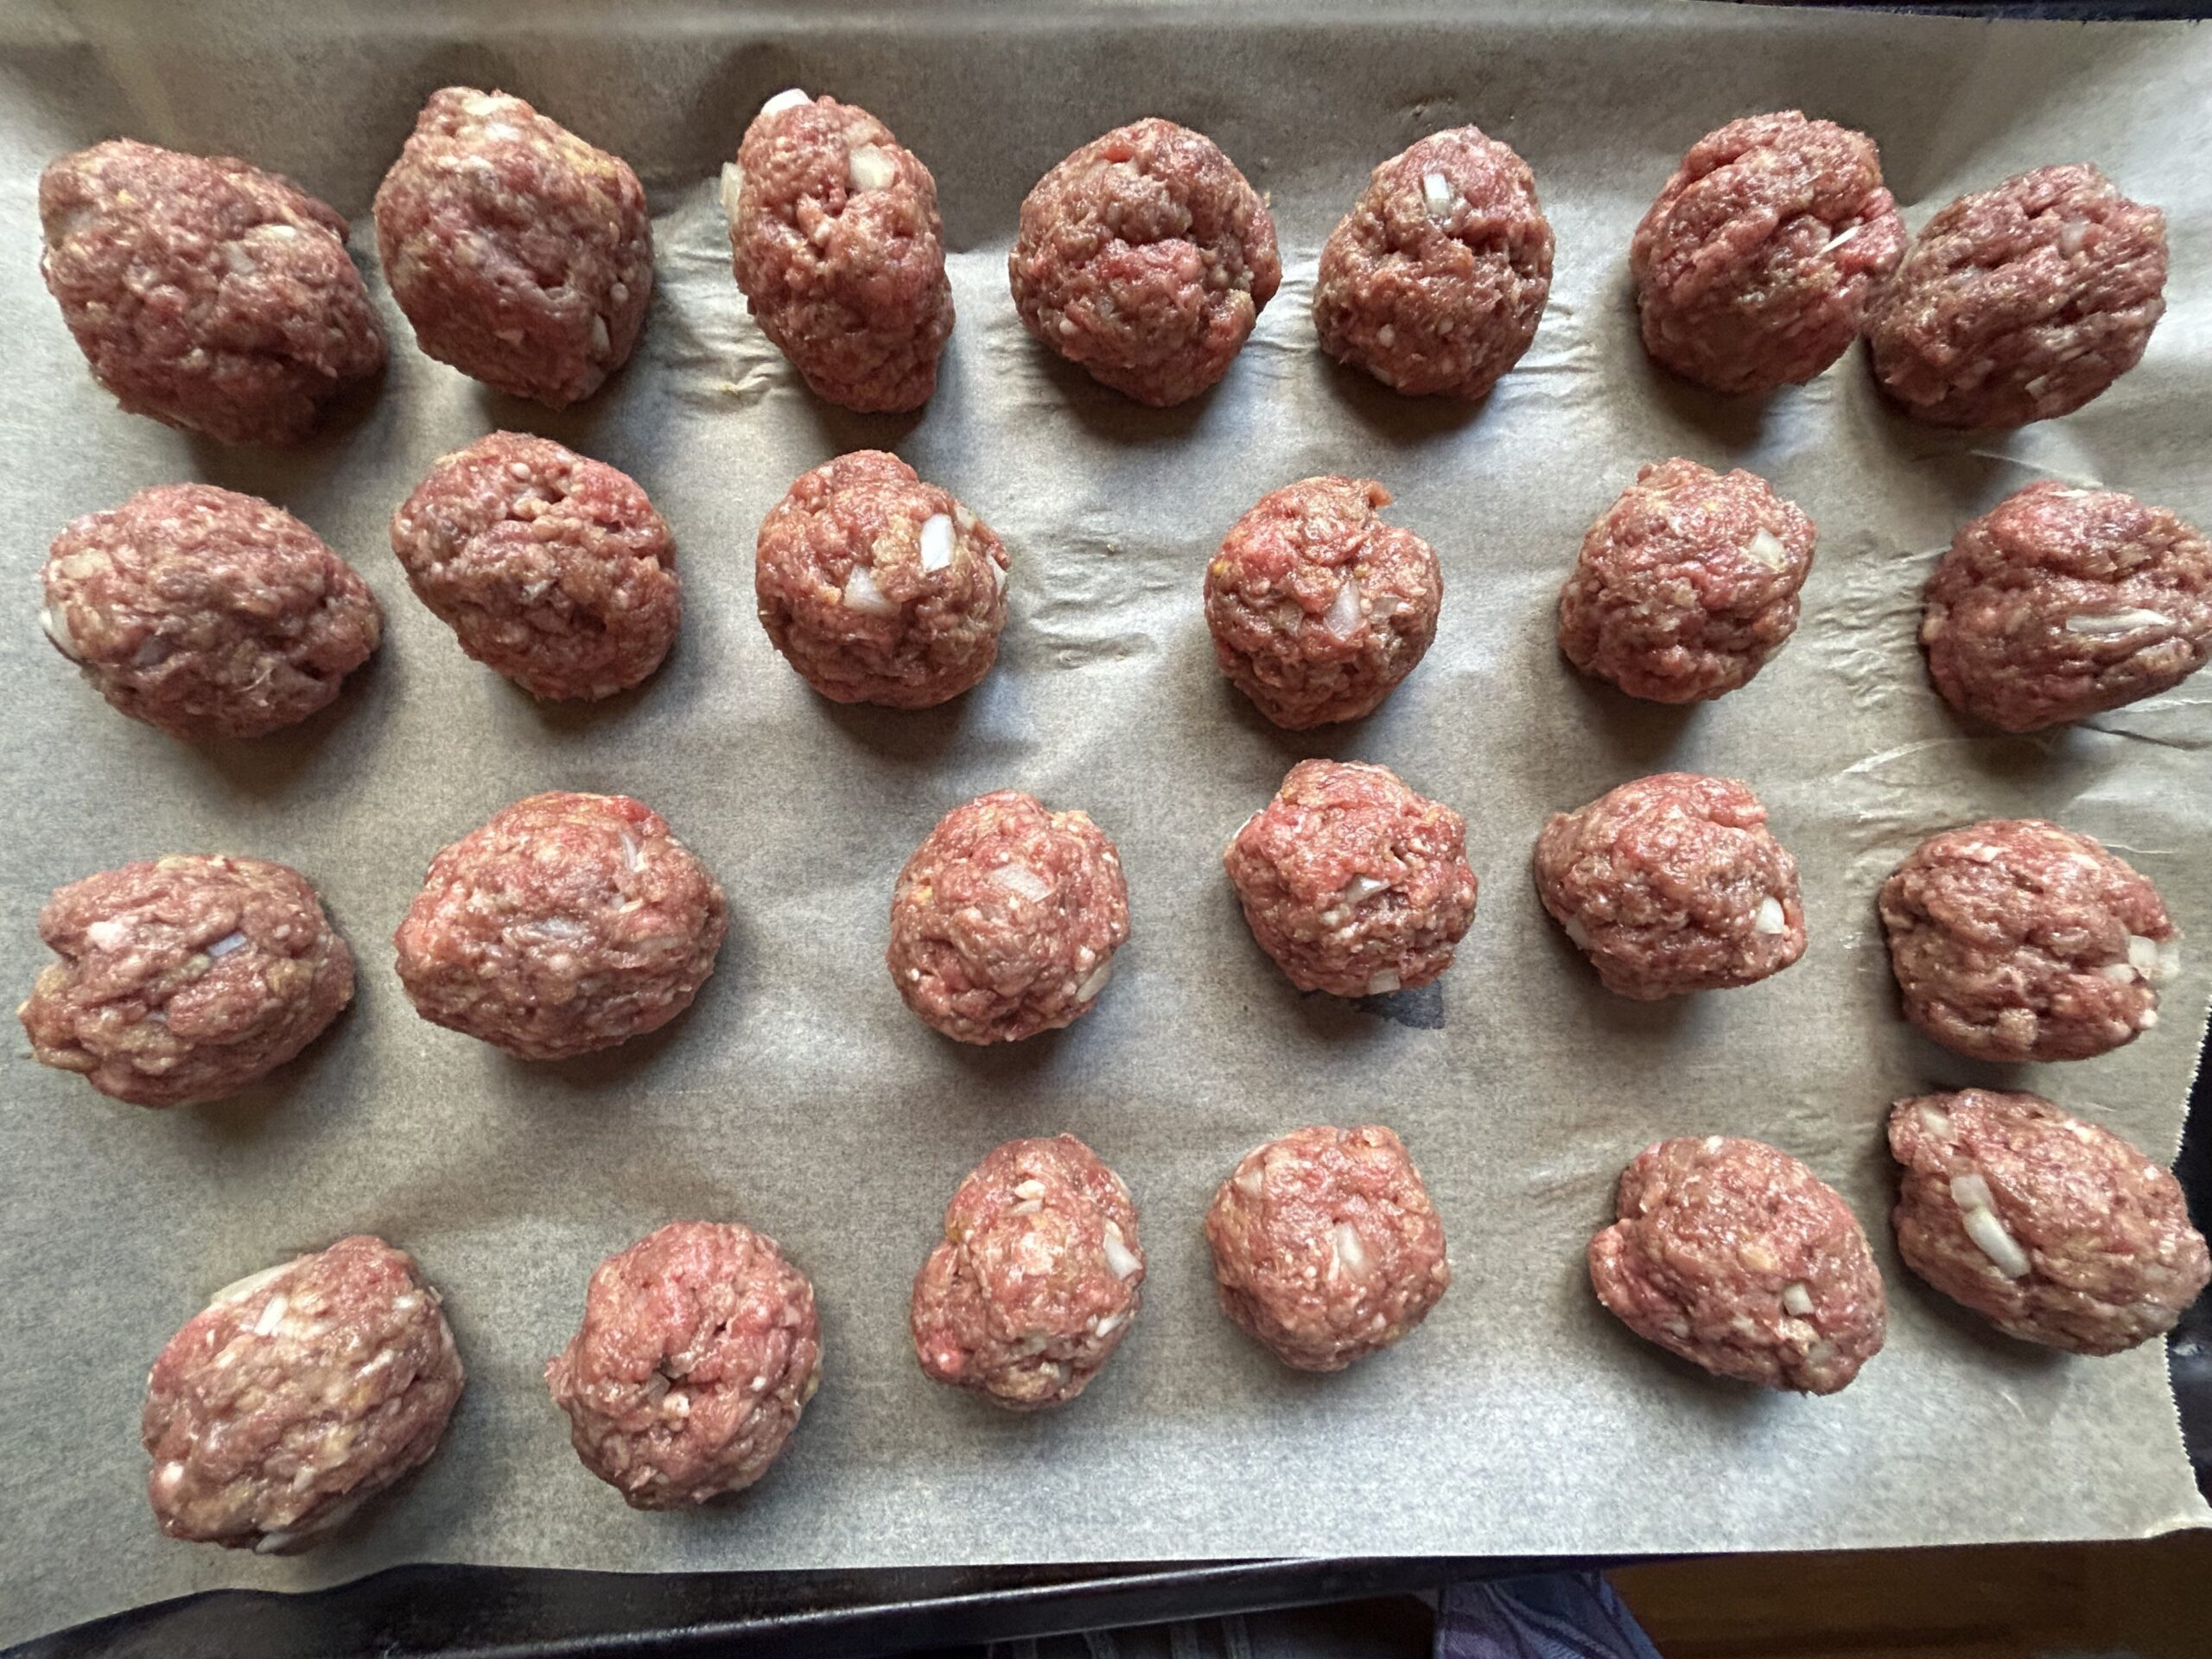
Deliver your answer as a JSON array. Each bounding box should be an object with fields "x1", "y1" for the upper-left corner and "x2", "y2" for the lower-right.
[
  {"x1": 143, "y1": 1236, "x2": 464, "y2": 1549},
  {"x1": 374, "y1": 87, "x2": 652, "y2": 408},
  {"x1": 725, "y1": 90, "x2": 954, "y2": 413},
  {"x1": 887, "y1": 791, "x2": 1128, "y2": 1045},
  {"x1": 1590, "y1": 1135, "x2": 1886, "y2": 1395},
  {"x1": 1630, "y1": 111, "x2": 1905, "y2": 396},
  {"x1": 756, "y1": 450, "x2": 1007, "y2": 708},
  {"x1": 1535, "y1": 772, "x2": 1805, "y2": 1001},
  {"x1": 1313, "y1": 126, "x2": 1554, "y2": 399},
  {"x1": 1009, "y1": 118, "x2": 1281, "y2": 406},
  {"x1": 1889, "y1": 1090, "x2": 2209, "y2": 1356},
  {"x1": 1205, "y1": 1124, "x2": 1450, "y2": 1372},
  {"x1": 1204, "y1": 476, "x2": 1442, "y2": 729},
  {"x1": 390, "y1": 431, "x2": 679, "y2": 701},
  {"x1": 1878, "y1": 818, "x2": 2177, "y2": 1062},
  {"x1": 911, "y1": 1135, "x2": 1144, "y2": 1409},
  {"x1": 39, "y1": 138, "x2": 385, "y2": 444},
  {"x1": 1865, "y1": 164, "x2": 2167, "y2": 429},
  {"x1": 21, "y1": 854, "x2": 354, "y2": 1108},
  {"x1": 1224, "y1": 760, "x2": 1478, "y2": 1000},
  {"x1": 547, "y1": 1221, "x2": 820, "y2": 1508},
  {"x1": 42, "y1": 484, "x2": 382, "y2": 740},
  {"x1": 1922, "y1": 480, "x2": 2212, "y2": 733},
  {"x1": 1557, "y1": 459, "x2": 1816, "y2": 704},
  {"x1": 393, "y1": 791, "x2": 727, "y2": 1060}
]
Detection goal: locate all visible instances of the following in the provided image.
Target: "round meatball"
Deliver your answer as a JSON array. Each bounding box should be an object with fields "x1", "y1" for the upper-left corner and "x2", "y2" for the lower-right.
[
  {"x1": 20, "y1": 854, "x2": 354, "y2": 1108},
  {"x1": 1009, "y1": 118, "x2": 1281, "y2": 407},
  {"x1": 38, "y1": 138, "x2": 385, "y2": 445},
  {"x1": 547, "y1": 1221, "x2": 820, "y2": 1508},
  {"x1": 756, "y1": 450, "x2": 1007, "y2": 708},
  {"x1": 1224, "y1": 760, "x2": 1478, "y2": 1000},
  {"x1": 1535, "y1": 772, "x2": 1805, "y2": 1001},
  {"x1": 911, "y1": 1135, "x2": 1144, "y2": 1409},
  {"x1": 374, "y1": 87, "x2": 652, "y2": 408},
  {"x1": 1630, "y1": 111, "x2": 1905, "y2": 396},
  {"x1": 725, "y1": 90, "x2": 954, "y2": 413},
  {"x1": 1558, "y1": 459, "x2": 1816, "y2": 704},
  {"x1": 1878, "y1": 818, "x2": 2177, "y2": 1063},
  {"x1": 1922, "y1": 480, "x2": 2212, "y2": 733},
  {"x1": 1889, "y1": 1090, "x2": 2209, "y2": 1356},
  {"x1": 887, "y1": 791, "x2": 1128, "y2": 1045},
  {"x1": 1204, "y1": 476, "x2": 1442, "y2": 729},
  {"x1": 393, "y1": 791, "x2": 727, "y2": 1060},
  {"x1": 1205, "y1": 1125, "x2": 1450, "y2": 1372},
  {"x1": 1313, "y1": 126, "x2": 1554, "y2": 399},
  {"x1": 1590, "y1": 1135, "x2": 1886, "y2": 1395},
  {"x1": 390, "y1": 432, "x2": 678, "y2": 701},
  {"x1": 42, "y1": 484, "x2": 382, "y2": 740},
  {"x1": 1865, "y1": 164, "x2": 2167, "y2": 429},
  {"x1": 143, "y1": 1236, "x2": 464, "y2": 1549}
]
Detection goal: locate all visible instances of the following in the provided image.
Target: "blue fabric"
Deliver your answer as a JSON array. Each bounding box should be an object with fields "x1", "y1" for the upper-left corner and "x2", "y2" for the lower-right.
[{"x1": 1434, "y1": 1573, "x2": 1663, "y2": 1659}]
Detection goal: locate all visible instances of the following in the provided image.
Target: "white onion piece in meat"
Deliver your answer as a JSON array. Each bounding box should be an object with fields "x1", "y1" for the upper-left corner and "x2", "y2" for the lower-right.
[
  {"x1": 1365, "y1": 969, "x2": 1402, "y2": 996},
  {"x1": 1949, "y1": 1173, "x2": 1995, "y2": 1212},
  {"x1": 1752, "y1": 896, "x2": 1787, "y2": 935},
  {"x1": 1343, "y1": 874, "x2": 1389, "y2": 905},
  {"x1": 918, "y1": 512, "x2": 956, "y2": 573},
  {"x1": 718, "y1": 162, "x2": 745, "y2": 226},
  {"x1": 1421, "y1": 170, "x2": 1454, "y2": 219},
  {"x1": 2065, "y1": 608, "x2": 2173, "y2": 636},
  {"x1": 847, "y1": 143, "x2": 897, "y2": 193},
  {"x1": 2099, "y1": 961, "x2": 2139, "y2": 983},
  {"x1": 1324, "y1": 575, "x2": 1363, "y2": 637},
  {"x1": 1561, "y1": 915, "x2": 1591, "y2": 951},
  {"x1": 38, "y1": 606, "x2": 80, "y2": 660},
  {"x1": 254, "y1": 1294, "x2": 289, "y2": 1338},
  {"x1": 1745, "y1": 528, "x2": 1791, "y2": 571},
  {"x1": 208, "y1": 1260, "x2": 298, "y2": 1309},
  {"x1": 2126, "y1": 933, "x2": 2163, "y2": 977},
  {"x1": 2157, "y1": 937, "x2": 2183, "y2": 980},
  {"x1": 990, "y1": 558, "x2": 1009, "y2": 592},
  {"x1": 1332, "y1": 1221, "x2": 1373, "y2": 1278},
  {"x1": 2058, "y1": 218, "x2": 2089, "y2": 256},
  {"x1": 1100, "y1": 1222, "x2": 1141, "y2": 1280},
  {"x1": 1232, "y1": 1163, "x2": 1264, "y2": 1199},
  {"x1": 759, "y1": 87, "x2": 811, "y2": 116},
  {"x1": 204, "y1": 931, "x2": 250, "y2": 958},
  {"x1": 1781, "y1": 1281, "x2": 1815, "y2": 1317},
  {"x1": 1074, "y1": 957, "x2": 1114, "y2": 1003},
  {"x1": 988, "y1": 861, "x2": 1052, "y2": 903},
  {"x1": 1917, "y1": 1106, "x2": 1953, "y2": 1138},
  {"x1": 842, "y1": 564, "x2": 899, "y2": 617},
  {"x1": 1961, "y1": 1204, "x2": 2033, "y2": 1279},
  {"x1": 1093, "y1": 1310, "x2": 1126, "y2": 1338},
  {"x1": 1816, "y1": 224, "x2": 1862, "y2": 257}
]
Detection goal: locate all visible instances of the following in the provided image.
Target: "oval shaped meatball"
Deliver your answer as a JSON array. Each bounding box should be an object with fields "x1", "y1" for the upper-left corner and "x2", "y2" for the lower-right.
[
  {"x1": 1204, "y1": 476, "x2": 1441, "y2": 729},
  {"x1": 756, "y1": 450, "x2": 1007, "y2": 708},
  {"x1": 1558, "y1": 459, "x2": 1816, "y2": 704},
  {"x1": 39, "y1": 138, "x2": 385, "y2": 444},
  {"x1": 42, "y1": 484, "x2": 381, "y2": 740},
  {"x1": 393, "y1": 791, "x2": 727, "y2": 1060},
  {"x1": 912, "y1": 1135, "x2": 1144, "y2": 1409},
  {"x1": 547, "y1": 1221, "x2": 820, "y2": 1508},
  {"x1": 887, "y1": 791, "x2": 1128, "y2": 1045},
  {"x1": 144, "y1": 1236, "x2": 463, "y2": 1549},
  {"x1": 374, "y1": 87, "x2": 652, "y2": 408},
  {"x1": 1009, "y1": 118, "x2": 1281, "y2": 407},
  {"x1": 1590, "y1": 1135, "x2": 1886, "y2": 1395},
  {"x1": 1922, "y1": 480, "x2": 2212, "y2": 733},
  {"x1": 1878, "y1": 818, "x2": 2177, "y2": 1063},
  {"x1": 1865, "y1": 164, "x2": 2167, "y2": 429},
  {"x1": 1205, "y1": 1125, "x2": 1449, "y2": 1372},
  {"x1": 725, "y1": 90, "x2": 954, "y2": 413},
  {"x1": 21, "y1": 854, "x2": 354, "y2": 1108},
  {"x1": 1630, "y1": 111, "x2": 1904, "y2": 396},
  {"x1": 1535, "y1": 772, "x2": 1805, "y2": 1001},
  {"x1": 390, "y1": 432, "x2": 678, "y2": 701},
  {"x1": 1313, "y1": 126, "x2": 1554, "y2": 399},
  {"x1": 1224, "y1": 760, "x2": 1478, "y2": 1000},
  {"x1": 1889, "y1": 1090, "x2": 2209, "y2": 1356}
]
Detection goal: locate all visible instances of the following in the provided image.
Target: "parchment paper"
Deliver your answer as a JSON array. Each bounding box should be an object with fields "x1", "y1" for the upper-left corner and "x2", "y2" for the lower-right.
[{"x1": 3, "y1": 0, "x2": 2209, "y2": 1644}]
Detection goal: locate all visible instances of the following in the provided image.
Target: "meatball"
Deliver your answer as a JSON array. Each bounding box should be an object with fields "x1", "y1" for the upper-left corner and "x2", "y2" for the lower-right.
[
  {"x1": 1535, "y1": 772, "x2": 1805, "y2": 1001},
  {"x1": 1312, "y1": 126, "x2": 1554, "y2": 399},
  {"x1": 911, "y1": 1135, "x2": 1144, "y2": 1409},
  {"x1": 390, "y1": 432, "x2": 679, "y2": 701},
  {"x1": 1865, "y1": 164, "x2": 2167, "y2": 429},
  {"x1": 547, "y1": 1221, "x2": 820, "y2": 1508},
  {"x1": 374, "y1": 87, "x2": 652, "y2": 408},
  {"x1": 756, "y1": 450, "x2": 1008, "y2": 708},
  {"x1": 1009, "y1": 118, "x2": 1281, "y2": 406},
  {"x1": 1878, "y1": 818, "x2": 2178, "y2": 1063},
  {"x1": 1224, "y1": 760, "x2": 1478, "y2": 1000},
  {"x1": 143, "y1": 1236, "x2": 464, "y2": 1549},
  {"x1": 1589, "y1": 1135, "x2": 1886, "y2": 1395},
  {"x1": 1557, "y1": 459, "x2": 1816, "y2": 704},
  {"x1": 1204, "y1": 476, "x2": 1442, "y2": 729},
  {"x1": 1922, "y1": 480, "x2": 2212, "y2": 733},
  {"x1": 1205, "y1": 1125, "x2": 1450, "y2": 1372},
  {"x1": 724, "y1": 90, "x2": 954, "y2": 413},
  {"x1": 38, "y1": 138, "x2": 385, "y2": 445},
  {"x1": 41, "y1": 484, "x2": 382, "y2": 740},
  {"x1": 20, "y1": 854, "x2": 354, "y2": 1108},
  {"x1": 1630, "y1": 111, "x2": 1905, "y2": 396},
  {"x1": 393, "y1": 792, "x2": 727, "y2": 1060}
]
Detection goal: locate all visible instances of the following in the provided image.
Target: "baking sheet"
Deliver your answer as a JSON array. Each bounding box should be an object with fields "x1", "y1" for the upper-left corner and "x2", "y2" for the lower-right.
[{"x1": 3, "y1": 0, "x2": 2209, "y2": 1645}]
